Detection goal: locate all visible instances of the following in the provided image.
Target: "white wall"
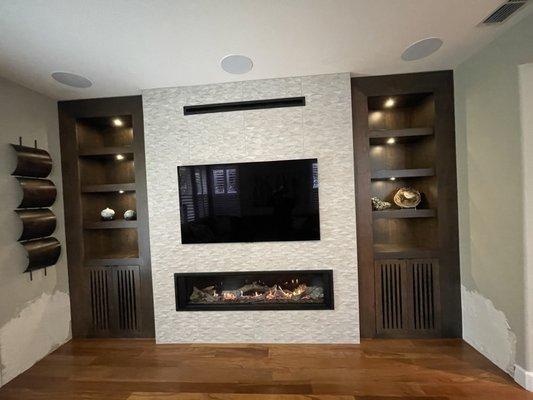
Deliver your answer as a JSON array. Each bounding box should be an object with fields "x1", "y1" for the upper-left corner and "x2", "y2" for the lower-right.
[
  {"x1": 142, "y1": 73, "x2": 359, "y2": 343},
  {"x1": 0, "y1": 77, "x2": 71, "y2": 386},
  {"x1": 454, "y1": 12, "x2": 533, "y2": 380}
]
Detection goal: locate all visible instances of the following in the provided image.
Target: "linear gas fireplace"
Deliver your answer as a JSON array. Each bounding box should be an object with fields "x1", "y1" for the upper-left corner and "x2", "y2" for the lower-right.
[{"x1": 174, "y1": 270, "x2": 334, "y2": 311}]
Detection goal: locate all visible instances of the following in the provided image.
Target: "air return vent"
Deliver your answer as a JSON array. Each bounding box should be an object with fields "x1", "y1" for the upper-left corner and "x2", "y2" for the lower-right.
[
  {"x1": 183, "y1": 97, "x2": 305, "y2": 115},
  {"x1": 482, "y1": 0, "x2": 528, "y2": 24}
]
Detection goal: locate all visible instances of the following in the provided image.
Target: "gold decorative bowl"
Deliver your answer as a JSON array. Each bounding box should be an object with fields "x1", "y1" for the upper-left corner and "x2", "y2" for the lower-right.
[{"x1": 393, "y1": 187, "x2": 421, "y2": 208}]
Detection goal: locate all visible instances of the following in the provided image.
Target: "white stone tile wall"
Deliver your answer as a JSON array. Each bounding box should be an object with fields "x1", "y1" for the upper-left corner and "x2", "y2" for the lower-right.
[{"x1": 142, "y1": 73, "x2": 359, "y2": 343}]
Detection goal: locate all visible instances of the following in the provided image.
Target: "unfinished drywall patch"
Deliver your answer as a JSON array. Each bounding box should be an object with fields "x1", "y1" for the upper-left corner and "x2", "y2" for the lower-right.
[
  {"x1": 462, "y1": 285, "x2": 517, "y2": 373},
  {"x1": 0, "y1": 291, "x2": 70, "y2": 385}
]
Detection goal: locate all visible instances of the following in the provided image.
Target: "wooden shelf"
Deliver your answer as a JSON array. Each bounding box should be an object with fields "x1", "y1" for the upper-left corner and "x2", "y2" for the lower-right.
[
  {"x1": 78, "y1": 146, "x2": 134, "y2": 157},
  {"x1": 373, "y1": 209, "x2": 436, "y2": 219},
  {"x1": 84, "y1": 257, "x2": 142, "y2": 267},
  {"x1": 371, "y1": 168, "x2": 435, "y2": 180},
  {"x1": 369, "y1": 127, "x2": 433, "y2": 144},
  {"x1": 81, "y1": 183, "x2": 136, "y2": 193},
  {"x1": 374, "y1": 244, "x2": 438, "y2": 260},
  {"x1": 84, "y1": 220, "x2": 138, "y2": 229}
]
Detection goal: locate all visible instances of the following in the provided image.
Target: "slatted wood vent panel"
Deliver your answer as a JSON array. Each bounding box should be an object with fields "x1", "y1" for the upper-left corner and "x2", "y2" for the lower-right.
[
  {"x1": 89, "y1": 266, "x2": 141, "y2": 334},
  {"x1": 117, "y1": 268, "x2": 139, "y2": 331},
  {"x1": 379, "y1": 260, "x2": 404, "y2": 330},
  {"x1": 375, "y1": 259, "x2": 440, "y2": 337},
  {"x1": 412, "y1": 260, "x2": 437, "y2": 330},
  {"x1": 90, "y1": 269, "x2": 110, "y2": 331}
]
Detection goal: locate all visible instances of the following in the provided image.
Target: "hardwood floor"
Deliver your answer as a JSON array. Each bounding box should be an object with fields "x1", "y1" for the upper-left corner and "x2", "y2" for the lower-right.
[{"x1": 0, "y1": 339, "x2": 530, "y2": 399}]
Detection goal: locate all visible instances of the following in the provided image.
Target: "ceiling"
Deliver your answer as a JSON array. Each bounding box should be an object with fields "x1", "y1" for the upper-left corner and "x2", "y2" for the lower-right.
[{"x1": 1, "y1": 0, "x2": 531, "y2": 100}]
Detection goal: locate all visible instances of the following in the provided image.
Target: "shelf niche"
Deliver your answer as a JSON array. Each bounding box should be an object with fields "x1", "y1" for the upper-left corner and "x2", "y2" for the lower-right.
[{"x1": 368, "y1": 92, "x2": 437, "y2": 257}]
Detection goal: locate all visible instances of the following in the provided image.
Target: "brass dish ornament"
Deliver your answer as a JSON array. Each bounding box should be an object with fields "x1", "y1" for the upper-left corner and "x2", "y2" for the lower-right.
[{"x1": 393, "y1": 187, "x2": 421, "y2": 208}]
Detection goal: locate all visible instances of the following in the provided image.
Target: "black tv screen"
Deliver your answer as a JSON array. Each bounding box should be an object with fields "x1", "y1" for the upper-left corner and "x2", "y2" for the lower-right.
[{"x1": 178, "y1": 159, "x2": 320, "y2": 244}]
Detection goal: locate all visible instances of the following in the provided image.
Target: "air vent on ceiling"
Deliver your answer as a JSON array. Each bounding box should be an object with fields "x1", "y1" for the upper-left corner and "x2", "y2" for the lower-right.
[{"x1": 482, "y1": 0, "x2": 528, "y2": 24}]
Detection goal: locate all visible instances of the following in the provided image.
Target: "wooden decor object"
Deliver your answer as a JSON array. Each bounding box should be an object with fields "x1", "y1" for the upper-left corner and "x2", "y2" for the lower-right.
[
  {"x1": 17, "y1": 177, "x2": 57, "y2": 208},
  {"x1": 21, "y1": 237, "x2": 61, "y2": 272},
  {"x1": 58, "y1": 96, "x2": 154, "y2": 339},
  {"x1": 11, "y1": 140, "x2": 61, "y2": 276},
  {"x1": 11, "y1": 144, "x2": 53, "y2": 178},
  {"x1": 352, "y1": 71, "x2": 460, "y2": 339},
  {"x1": 15, "y1": 209, "x2": 57, "y2": 241}
]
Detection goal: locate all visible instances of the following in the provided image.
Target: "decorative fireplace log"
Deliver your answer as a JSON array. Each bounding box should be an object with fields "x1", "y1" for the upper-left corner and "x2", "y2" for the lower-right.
[{"x1": 190, "y1": 282, "x2": 324, "y2": 304}]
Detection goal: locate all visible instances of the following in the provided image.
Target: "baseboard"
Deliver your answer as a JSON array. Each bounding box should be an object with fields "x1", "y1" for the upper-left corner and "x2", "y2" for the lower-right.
[{"x1": 514, "y1": 364, "x2": 533, "y2": 391}]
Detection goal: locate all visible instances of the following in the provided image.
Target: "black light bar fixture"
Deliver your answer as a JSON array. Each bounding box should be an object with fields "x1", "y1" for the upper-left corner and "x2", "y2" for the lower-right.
[{"x1": 183, "y1": 96, "x2": 306, "y2": 115}]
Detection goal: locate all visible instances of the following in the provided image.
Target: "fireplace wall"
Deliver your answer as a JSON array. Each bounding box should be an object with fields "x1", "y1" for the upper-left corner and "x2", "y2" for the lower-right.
[{"x1": 142, "y1": 73, "x2": 359, "y2": 343}]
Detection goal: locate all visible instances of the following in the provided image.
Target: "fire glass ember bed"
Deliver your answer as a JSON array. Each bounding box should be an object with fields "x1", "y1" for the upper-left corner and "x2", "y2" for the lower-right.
[{"x1": 174, "y1": 270, "x2": 334, "y2": 311}]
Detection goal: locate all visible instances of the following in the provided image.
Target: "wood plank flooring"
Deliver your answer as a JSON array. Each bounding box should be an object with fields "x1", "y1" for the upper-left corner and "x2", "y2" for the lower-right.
[{"x1": 0, "y1": 339, "x2": 530, "y2": 399}]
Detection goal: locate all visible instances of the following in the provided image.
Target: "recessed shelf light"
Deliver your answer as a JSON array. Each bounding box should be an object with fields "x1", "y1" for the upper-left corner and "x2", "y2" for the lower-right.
[
  {"x1": 112, "y1": 118, "x2": 123, "y2": 127},
  {"x1": 386, "y1": 138, "x2": 396, "y2": 145},
  {"x1": 116, "y1": 154, "x2": 125, "y2": 161},
  {"x1": 390, "y1": 177, "x2": 396, "y2": 181},
  {"x1": 220, "y1": 54, "x2": 253, "y2": 74},
  {"x1": 118, "y1": 190, "x2": 125, "y2": 194},
  {"x1": 51, "y1": 72, "x2": 92, "y2": 88},
  {"x1": 384, "y1": 98, "x2": 395, "y2": 108}
]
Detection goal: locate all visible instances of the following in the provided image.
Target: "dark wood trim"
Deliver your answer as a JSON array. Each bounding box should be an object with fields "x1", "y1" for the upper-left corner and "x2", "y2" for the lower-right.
[
  {"x1": 58, "y1": 96, "x2": 154, "y2": 338},
  {"x1": 351, "y1": 84, "x2": 376, "y2": 338}
]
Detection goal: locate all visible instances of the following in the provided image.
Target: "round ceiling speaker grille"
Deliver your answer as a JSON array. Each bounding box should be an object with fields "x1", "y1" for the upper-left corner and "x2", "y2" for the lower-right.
[
  {"x1": 401, "y1": 38, "x2": 443, "y2": 61},
  {"x1": 51, "y1": 72, "x2": 92, "y2": 88},
  {"x1": 221, "y1": 55, "x2": 253, "y2": 74}
]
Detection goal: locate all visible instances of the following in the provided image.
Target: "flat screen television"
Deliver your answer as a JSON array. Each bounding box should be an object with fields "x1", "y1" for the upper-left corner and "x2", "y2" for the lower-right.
[{"x1": 177, "y1": 159, "x2": 320, "y2": 244}]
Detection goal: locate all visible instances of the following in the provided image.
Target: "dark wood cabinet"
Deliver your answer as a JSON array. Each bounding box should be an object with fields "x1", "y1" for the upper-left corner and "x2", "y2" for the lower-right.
[
  {"x1": 352, "y1": 71, "x2": 461, "y2": 338},
  {"x1": 58, "y1": 96, "x2": 154, "y2": 338}
]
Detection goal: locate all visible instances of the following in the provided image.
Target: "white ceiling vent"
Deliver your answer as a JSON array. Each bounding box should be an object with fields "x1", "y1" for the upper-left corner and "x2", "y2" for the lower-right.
[{"x1": 482, "y1": 0, "x2": 529, "y2": 24}]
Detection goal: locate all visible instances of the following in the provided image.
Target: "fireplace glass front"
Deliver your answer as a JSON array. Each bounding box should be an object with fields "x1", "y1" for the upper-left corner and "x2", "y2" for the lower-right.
[{"x1": 174, "y1": 270, "x2": 333, "y2": 311}]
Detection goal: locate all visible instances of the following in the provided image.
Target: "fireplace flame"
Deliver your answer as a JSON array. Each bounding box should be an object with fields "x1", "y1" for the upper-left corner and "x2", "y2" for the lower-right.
[{"x1": 190, "y1": 281, "x2": 324, "y2": 305}]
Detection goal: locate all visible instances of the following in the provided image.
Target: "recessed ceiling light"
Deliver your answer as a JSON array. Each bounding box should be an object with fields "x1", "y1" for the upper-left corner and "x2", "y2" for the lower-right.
[
  {"x1": 390, "y1": 177, "x2": 396, "y2": 181},
  {"x1": 118, "y1": 190, "x2": 125, "y2": 194},
  {"x1": 384, "y1": 98, "x2": 396, "y2": 108},
  {"x1": 112, "y1": 118, "x2": 123, "y2": 127},
  {"x1": 51, "y1": 72, "x2": 92, "y2": 88},
  {"x1": 401, "y1": 37, "x2": 443, "y2": 61},
  {"x1": 221, "y1": 54, "x2": 253, "y2": 74},
  {"x1": 386, "y1": 138, "x2": 396, "y2": 145},
  {"x1": 116, "y1": 154, "x2": 125, "y2": 161}
]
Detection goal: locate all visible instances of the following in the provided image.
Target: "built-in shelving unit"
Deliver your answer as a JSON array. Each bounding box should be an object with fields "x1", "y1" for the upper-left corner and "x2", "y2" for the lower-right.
[
  {"x1": 352, "y1": 71, "x2": 460, "y2": 340},
  {"x1": 58, "y1": 96, "x2": 154, "y2": 339}
]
